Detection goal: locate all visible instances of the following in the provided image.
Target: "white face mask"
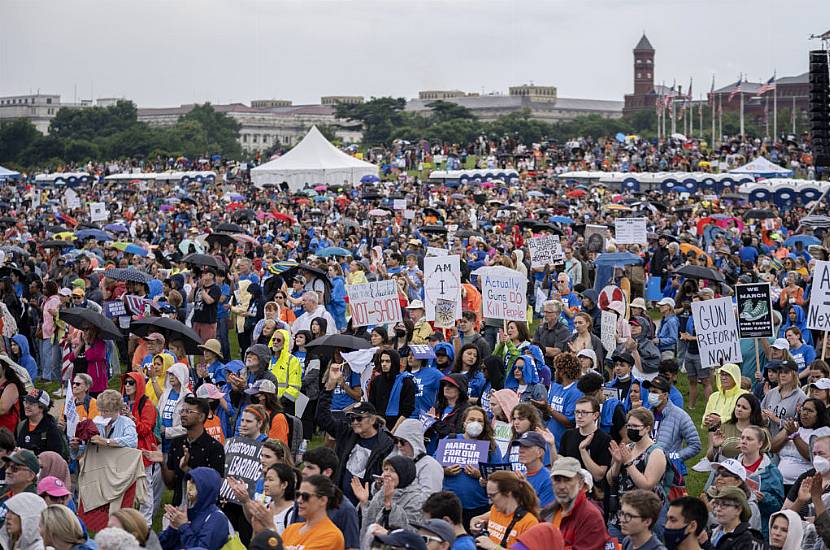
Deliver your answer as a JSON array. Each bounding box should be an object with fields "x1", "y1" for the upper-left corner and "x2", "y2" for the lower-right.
[
  {"x1": 814, "y1": 455, "x2": 830, "y2": 475},
  {"x1": 465, "y1": 421, "x2": 484, "y2": 438},
  {"x1": 647, "y1": 393, "x2": 662, "y2": 407}
]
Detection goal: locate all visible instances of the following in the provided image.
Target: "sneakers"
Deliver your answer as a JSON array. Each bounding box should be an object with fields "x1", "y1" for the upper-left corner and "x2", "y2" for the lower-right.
[
  {"x1": 740, "y1": 300, "x2": 768, "y2": 322},
  {"x1": 691, "y1": 457, "x2": 712, "y2": 473}
]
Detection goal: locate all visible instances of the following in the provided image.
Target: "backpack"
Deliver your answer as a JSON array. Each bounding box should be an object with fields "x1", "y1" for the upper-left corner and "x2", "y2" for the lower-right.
[
  {"x1": 137, "y1": 396, "x2": 162, "y2": 444},
  {"x1": 282, "y1": 412, "x2": 304, "y2": 462}
]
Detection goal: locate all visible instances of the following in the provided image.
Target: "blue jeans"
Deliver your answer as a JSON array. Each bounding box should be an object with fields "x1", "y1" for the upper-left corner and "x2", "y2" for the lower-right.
[
  {"x1": 216, "y1": 317, "x2": 230, "y2": 362},
  {"x1": 39, "y1": 338, "x2": 60, "y2": 382}
]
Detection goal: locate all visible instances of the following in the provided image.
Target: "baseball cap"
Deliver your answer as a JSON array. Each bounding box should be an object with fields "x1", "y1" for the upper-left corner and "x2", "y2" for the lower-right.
[
  {"x1": 810, "y1": 378, "x2": 830, "y2": 391},
  {"x1": 5, "y1": 450, "x2": 40, "y2": 474},
  {"x1": 550, "y1": 456, "x2": 582, "y2": 478},
  {"x1": 143, "y1": 332, "x2": 166, "y2": 343},
  {"x1": 71, "y1": 287, "x2": 84, "y2": 298},
  {"x1": 58, "y1": 287, "x2": 72, "y2": 297},
  {"x1": 196, "y1": 383, "x2": 224, "y2": 400},
  {"x1": 710, "y1": 486, "x2": 752, "y2": 522},
  {"x1": 657, "y1": 297, "x2": 676, "y2": 308},
  {"x1": 245, "y1": 379, "x2": 277, "y2": 395},
  {"x1": 374, "y1": 529, "x2": 427, "y2": 550},
  {"x1": 38, "y1": 476, "x2": 70, "y2": 497},
  {"x1": 24, "y1": 388, "x2": 50, "y2": 408},
  {"x1": 413, "y1": 519, "x2": 456, "y2": 545},
  {"x1": 249, "y1": 530, "x2": 283, "y2": 550},
  {"x1": 777, "y1": 359, "x2": 798, "y2": 372},
  {"x1": 406, "y1": 300, "x2": 425, "y2": 310},
  {"x1": 344, "y1": 401, "x2": 377, "y2": 417},
  {"x1": 511, "y1": 431, "x2": 546, "y2": 449},
  {"x1": 772, "y1": 338, "x2": 790, "y2": 351},
  {"x1": 643, "y1": 375, "x2": 671, "y2": 393},
  {"x1": 612, "y1": 351, "x2": 635, "y2": 365},
  {"x1": 629, "y1": 318, "x2": 641, "y2": 327},
  {"x1": 711, "y1": 458, "x2": 747, "y2": 481}
]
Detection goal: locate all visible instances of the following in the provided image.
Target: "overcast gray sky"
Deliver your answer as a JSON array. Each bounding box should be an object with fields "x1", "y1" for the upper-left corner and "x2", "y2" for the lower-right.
[{"x1": 1, "y1": 0, "x2": 827, "y2": 107}]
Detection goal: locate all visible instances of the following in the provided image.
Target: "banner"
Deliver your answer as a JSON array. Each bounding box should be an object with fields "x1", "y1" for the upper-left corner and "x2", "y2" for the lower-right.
[
  {"x1": 218, "y1": 437, "x2": 263, "y2": 504},
  {"x1": 736, "y1": 283, "x2": 774, "y2": 338},
  {"x1": 527, "y1": 235, "x2": 564, "y2": 269},
  {"x1": 692, "y1": 296, "x2": 743, "y2": 368},
  {"x1": 435, "y1": 438, "x2": 490, "y2": 466},
  {"x1": 614, "y1": 218, "x2": 648, "y2": 245},
  {"x1": 601, "y1": 310, "x2": 617, "y2": 353},
  {"x1": 808, "y1": 260, "x2": 830, "y2": 331},
  {"x1": 347, "y1": 280, "x2": 402, "y2": 327},
  {"x1": 393, "y1": 199, "x2": 407, "y2": 210},
  {"x1": 423, "y1": 255, "x2": 461, "y2": 322},
  {"x1": 63, "y1": 189, "x2": 81, "y2": 210},
  {"x1": 480, "y1": 267, "x2": 527, "y2": 321}
]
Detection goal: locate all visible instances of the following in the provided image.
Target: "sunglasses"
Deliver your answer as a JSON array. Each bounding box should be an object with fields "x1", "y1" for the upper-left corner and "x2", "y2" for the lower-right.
[
  {"x1": 71, "y1": 381, "x2": 84, "y2": 387},
  {"x1": 347, "y1": 414, "x2": 367, "y2": 423},
  {"x1": 297, "y1": 491, "x2": 319, "y2": 502},
  {"x1": 124, "y1": 379, "x2": 136, "y2": 386}
]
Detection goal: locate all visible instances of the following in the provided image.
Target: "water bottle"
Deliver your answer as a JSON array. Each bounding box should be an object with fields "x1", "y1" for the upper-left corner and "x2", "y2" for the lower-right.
[{"x1": 297, "y1": 439, "x2": 308, "y2": 462}]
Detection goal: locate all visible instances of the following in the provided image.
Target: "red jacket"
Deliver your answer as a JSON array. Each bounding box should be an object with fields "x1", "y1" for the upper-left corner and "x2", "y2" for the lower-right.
[
  {"x1": 121, "y1": 372, "x2": 158, "y2": 467},
  {"x1": 555, "y1": 490, "x2": 611, "y2": 550}
]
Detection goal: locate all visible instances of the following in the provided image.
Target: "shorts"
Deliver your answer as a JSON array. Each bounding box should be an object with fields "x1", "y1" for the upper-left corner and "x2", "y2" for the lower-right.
[{"x1": 684, "y1": 353, "x2": 712, "y2": 381}]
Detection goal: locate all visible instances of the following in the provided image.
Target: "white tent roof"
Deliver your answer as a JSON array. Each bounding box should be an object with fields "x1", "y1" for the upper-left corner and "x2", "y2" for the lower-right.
[
  {"x1": 0, "y1": 166, "x2": 19, "y2": 181},
  {"x1": 729, "y1": 157, "x2": 792, "y2": 177},
  {"x1": 251, "y1": 126, "x2": 377, "y2": 190}
]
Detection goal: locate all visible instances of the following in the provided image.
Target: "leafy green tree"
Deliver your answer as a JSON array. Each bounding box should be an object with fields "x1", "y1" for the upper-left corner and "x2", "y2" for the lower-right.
[
  {"x1": 0, "y1": 119, "x2": 41, "y2": 165},
  {"x1": 335, "y1": 97, "x2": 407, "y2": 145},
  {"x1": 427, "y1": 101, "x2": 475, "y2": 124},
  {"x1": 178, "y1": 103, "x2": 242, "y2": 157},
  {"x1": 485, "y1": 109, "x2": 553, "y2": 144}
]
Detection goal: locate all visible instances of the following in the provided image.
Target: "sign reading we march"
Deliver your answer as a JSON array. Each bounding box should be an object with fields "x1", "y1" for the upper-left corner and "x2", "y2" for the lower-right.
[
  {"x1": 808, "y1": 260, "x2": 830, "y2": 331},
  {"x1": 692, "y1": 296, "x2": 743, "y2": 368}
]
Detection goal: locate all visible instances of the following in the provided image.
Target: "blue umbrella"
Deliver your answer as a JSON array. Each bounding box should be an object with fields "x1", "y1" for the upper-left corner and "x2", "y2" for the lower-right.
[
  {"x1": 104, "y1": 223, "x2": 128, "y2": 234},
  {"x1": 527, "y1": 191, "x2": 545, "y2": 198},
  {"x1": 317, "y1": 247, "x2": 352, "y2": 258},
  {"x1": 361, "y1": 175, "x2": 380, "y2": 184},
  {"x1": 594, "y1": 252, "x2": 643, "y2": 267},
  {"x1": 549, "y1": 216, "x2": 575, "y2": 225},
  {"x1": 783, "y1": 235, "x2": 821, "y2": 248},
  {"x1": 75, "y1": 229, "x2": 113, "y2": 242}
]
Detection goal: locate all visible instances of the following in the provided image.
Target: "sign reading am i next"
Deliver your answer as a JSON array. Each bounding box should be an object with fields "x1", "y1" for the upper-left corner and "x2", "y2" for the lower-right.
[{"x1": 808, "y1": 260, "x2": 830, "y2": 331}]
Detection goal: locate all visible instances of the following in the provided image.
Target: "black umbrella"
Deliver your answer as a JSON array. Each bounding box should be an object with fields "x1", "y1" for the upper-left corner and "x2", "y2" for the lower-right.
[
  {"x1": 274, "y1": 263, "x2": 332, "y2": 295},
  {"x1": 46, "y1": 225, "x2": 69, "y2": 233},
  {"x1": 306, "y1": 334, "x2": 372, "y2": 351},
  {"x1": 181, "y1": 253, "x2": 227, "y2": 271},
  {"x1": 0, "y1": 217, "x2": 18, "y2": 227},
  {"x1": 419, "y1": 225, "x2": 449, "y2": 235},
  {"x1": 206, "y1": 233, "x2": 236, "y2": 247},
  {"x1": 529, "y1": 223, "x2": 563, "y2": 235},
  {"x1": 130, "y1": 317, "x2": 204, "y2": 354},
  {"x1": 674, "y1": 264, "x2": 725, "y2": 283},
  {"x1": 215, "y1": 222, "x2": 245, "y2": 234},
  {"x1": 61, "y1": 308, "x2": 123, "y2": 340},
  {"x1": 455, "y1": 229, "x2": 484, "y2": 238},
  {"x1": 361, "y1": 192, "x2": 384, "y2": 201},
  {"x1": 40, "y1": 240, "x2": 74, "y2": 249},
  {"x1": 103, "y1": 268, "x2": 153, "y2": 284},
  {"x1": 0, "y1": 263, "x2": 23, "y2": 279},
  {"x1": 76, "y1": 222, "x2": 101, "y2": 230},
  {"x1": 744, "y1": 209, "x2": 776, "y2": 220},
  {"x1": 232, "y1": 209, "x2": 256, "y2": 223},
  {"x1": 517, "y1": 219, "x2": 539, "y2": 229}
]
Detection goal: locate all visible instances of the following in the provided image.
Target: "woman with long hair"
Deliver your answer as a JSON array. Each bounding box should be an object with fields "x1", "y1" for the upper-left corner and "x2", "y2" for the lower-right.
[
  {"x1": 471, "y1": 470, "x2": 540, "y2": 550},
  {"x1": 280, "y1": 475, "x2": 345, "y2": 550},
  {"x1": 566, "y1": 312, "x2": 606, "y2": 365},
  {"x1": 0, "y1": 356, "x2": 24, "y2": 434},
  {"x1": 367, "y1": 349, "x2": 416, "y2": 430},
  {"x1": 479, "y1": 356, "x2": 506, "y2": 415},
  {"x1": 733, "y1": 425, "x2": 784, "y2": 538},
  {"x1": 494, "y1": 320, "x2": 534, "y2": 375},
  {"x1": 771, "y1": 397, "x2": 830, "y2": 492},
  {"x1": 39, "y1": 504, "x2": 90, "y2": 550},
  {"x1": 453, "y1": 344, "x2": 485, "y2": 399},
  {"x1": 65, "y1": 326, "x2": 107, "y2": 397},
  {"x1": 708, "y1": 393, "x2": 769, "y2": 461}
]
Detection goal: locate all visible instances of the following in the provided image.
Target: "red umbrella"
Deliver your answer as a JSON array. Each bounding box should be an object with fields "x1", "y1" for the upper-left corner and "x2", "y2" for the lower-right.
[
  {"x1": 274, "y1": 212, "x2": 296, "y2": 224},
  {"x1": 566, "y1": 189, "x2": 586, "y2": 199}
]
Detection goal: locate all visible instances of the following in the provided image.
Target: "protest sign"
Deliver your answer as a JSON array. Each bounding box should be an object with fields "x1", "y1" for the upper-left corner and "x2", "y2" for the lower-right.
[
  {"x1": 479, "y1": 266, "x2": 527, "y2": 321},
  {"x1": 218, "y1": 437, "x2": 263, "y2": 504},
  {"x1": 479, "y1": 462, "x2": 513, "y2": 480},
  {"x1": 89, "y1": 202, "x2": 108, "y2": 222},
  {"x1": 435, "y1": 438, "x2": 490, "y2": 466},
  {"x1": 736, "y1": 283, "x2": 774, "y2": 338},
  {"x1": 419, "y1": 412, "x2": 437, "y2": 431},
  {"x1": 601, "y1": 310, "x2": 617, "y2": 353},
  {"x1": 434, "y1": 298, "x2": 456, "y2": 329},
  {"x1": 614, "y1": 218, "x2": 648, "y2": 245},
  {"x1": 585, "y1": 225, "x2": 609, "y2": 253},
  {"x1": 347, "y1": 280, "x2": 402, "y2": 327},
  {"x1": 423, "y1": 255, "x2": 461, "y2": 322},
  {"x1": 393, "y1": 199, "x2": 407, "y2": 210},
  {"x1": 493, "y1": 420, "x2": 512, "y2": 456},
  {"x1": 602, "y1": 387, "x2": 622, "y2": 403},
  {"x1": 808, "y1": 260, "x2": 830, "y2": 331},
  {"x1": 409, "y1": 344, "x2": 436, "y2": 360},
  {"x1": 63, "y1": 188, "x2": 81, "y2": 210},
  {"x1": 403, "y1": 209, "x2": 416, "y2": 220},
  {"x1": 692, "y1": 296, "x2": 743, "y2": 368},
  {"x1": 64, "y1": 381, "x2": 78, "y2": 439},
  {"x1": 426, "y1": 247, "x2": 448, "y2": 257},
  {"x1": 527, "y1": 235, "x2": 563, "y2": 268}
]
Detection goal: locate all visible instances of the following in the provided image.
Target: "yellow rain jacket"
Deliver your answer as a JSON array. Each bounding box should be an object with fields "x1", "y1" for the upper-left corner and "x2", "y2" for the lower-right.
[
  {"x1": 269, "y1": 329, "x2": 302, "y2": 402},
  {"x1": 702, "y1": 363, "x2": 748, "y2": 428},
  {"x1": 145, "y1": 352, "x2": 175, "y2": 405}
]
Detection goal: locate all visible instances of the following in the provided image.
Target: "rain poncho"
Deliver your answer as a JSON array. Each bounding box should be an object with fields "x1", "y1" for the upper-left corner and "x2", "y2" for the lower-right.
[
  {"x1": 392, "y1": 419, "x2": 444, "y2": 493},
  {"x1": 702, "y1": 363, "x2": 748, "y2": 428},
  {"x1": 0, "y1": 493, "x2": 46, "y2": 550},
  {"x1": 506, "y1": 354, "x2": 547, "y2": 402},
  {"x1": 145, "y1": 352, "x2": 175, "y2": 405},
  {"x1": 11, "y1": 335, "x2": 36, "y2": 386},
  {"x1": 779, "y1": 304, "x2": 813, "y2": 346},
  {"x1": 268, "y1": 329, "x2": 302, "y2": 401}
]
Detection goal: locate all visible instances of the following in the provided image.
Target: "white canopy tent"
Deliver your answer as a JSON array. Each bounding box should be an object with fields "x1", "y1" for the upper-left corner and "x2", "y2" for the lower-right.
[
  {"x1": 729, "y1": 157, "x2": 792, "y2": 178},
  {"x1": 251, "y1": 126, "x2": 377, "y2": 190}
]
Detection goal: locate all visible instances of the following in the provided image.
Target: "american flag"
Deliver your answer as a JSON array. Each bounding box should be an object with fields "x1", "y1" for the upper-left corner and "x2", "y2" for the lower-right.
[
  {"x1": 758, "y1": 75, "x2": 777, "y2": 95},
  {"x1": 708, "y1": 76, "x2": 715, "y2": 107},
  {"x1": 124, "y1": 294, "x2": 150, "y2": 316},
  {"x1": 728, "y1": 80, "x2": 742, "y2": 103},
  {"x1": 687, "y1": 78, "x2": 693, "y2": 100}
]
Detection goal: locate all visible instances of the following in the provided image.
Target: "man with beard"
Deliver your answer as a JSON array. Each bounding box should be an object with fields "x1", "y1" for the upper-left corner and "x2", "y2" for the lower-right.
[{"x1": 543, "y1": 457, "x2": 610, "y2": 550}]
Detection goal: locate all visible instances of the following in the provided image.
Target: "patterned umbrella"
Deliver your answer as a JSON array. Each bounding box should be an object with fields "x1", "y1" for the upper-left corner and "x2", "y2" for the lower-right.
[
  {"x1": 111, "y1": 242, "x2": 149, "y2": 257},
  {"x1": 103, "y1": 268, "x2": 152, "y2": 284}
]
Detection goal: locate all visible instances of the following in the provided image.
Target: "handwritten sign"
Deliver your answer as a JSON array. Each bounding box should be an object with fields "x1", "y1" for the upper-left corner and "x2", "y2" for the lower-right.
[
  {"x1": 736, "y1": 283, "x2": 774, "y2": 338},
  {"x1": 424, "y1": 255, "x2": 461, "y2": 322},
  {"x1": 347, "y1": 280, "x2": 402, "y2": 327},
  {"x1": 89, "y1": 202, "x2": 109, "y2": 222},
  {"x1": 63, "y1": 188, "x2": 81, "y2": 210},
  {"x1": 434, "y1": 298, "x2": 456, "y2": 329},
  {"x1": 493, "y1": 420, "x2": 512, "y2": 456},
  {"x1": 436, "y1": 438, "x2": 490, "y2": 466},
  {"x1": 692, "y1": 296, "x2": 743, "y2": 368},
  {"x1": 409, "y1": 345, "x2": 436, "y2": 360},
  {"x1": 527, "y1": 235, "x2": 563, "y2": 269},
  {"x1": 479, "y1": 267, "x2": 527, "y2": 321},
  {"x1": 614, "y1": 218, "x2": 648, "y2": 245},
  {"x1": 601, "y1": 310, "x2": 617, "y2": 353},
  {"x1": 585, "y1": 224, "x2": 609, "y2": 253},
  {"x1": 426, "y1": 247, "x2": 448, "y2": 257},
  {"x1": 393, "y1": 199, "x2": 407, "y2": 210},
  {"x1": 808, "y1": 260, "x2": 830, "y2": 331},
  {"x1": 218, "y1": 437, "x2": 263, "y2": 504}
]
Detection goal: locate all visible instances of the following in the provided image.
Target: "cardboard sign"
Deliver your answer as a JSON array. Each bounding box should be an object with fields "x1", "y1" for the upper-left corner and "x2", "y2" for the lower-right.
[
  {"x1": 527, "y1": 235, "x2": 564, "y2": 269},
  {"x1": 393, "y1": 199, "x2": 407, "y2": 210},
  {"x1": 736, "y1": 283, "x2": 774, "y2": 338},
  {"x1": 808, "y1": 260, "x2": 830, "y2": 331},
  {"x1": 601, "y1": 310, "x2": 617, "y2": 354},
  {"x1": 403, "y1": 209, "x2": 416, "y2": 220},
  {"x1": 434, "y1": 298, "x2": 456, "y2": 329},
  {"x1": 347, "y1": 280, "x2": 402, "y2": 327},
  {"x1": 423, "y1": 255, "x2": 461, "y2": 322},
  {"x1": 89, "y1": 202, "x2": 109, "y2": 222},
  {"x1": 602, "y1": 387, "x2": 622, "y2": 403},
  {"x1": 585, "y1": 224, "x2": 609, "y2": 253},
  {"x1": 692, "y1": 296, "x2": 743, "y2": 368},
  {"x1": 614, "y1": 218, "x2": 648, "y2": 245},
  {"x1": 436, "y1": 438, "x2": 490, "y2": 466},
  {"x1": 63, "y1": 188, "x2": 81, "y2": 210},
  {"x1": 480, "y1": 267, "x2": 527, "y2": 321},
  {"x1": 426, "y1": 247, "x2": 448, "y2": 257},
  {"x1": 492, "y1": 420, "x2": 512, "y2": 456},
  {"x1": 218, "y1": 437, "x2": 263, "y2": 504}
]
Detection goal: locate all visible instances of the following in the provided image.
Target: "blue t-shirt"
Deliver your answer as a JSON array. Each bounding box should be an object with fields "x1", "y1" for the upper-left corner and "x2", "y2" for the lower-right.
[
  {"x1": 546, "y1": 382, "x2": 582, "y2": 450},
  {"x1": 161, "y1": 390, "x2": 179, "y2": 452},
  {"x1": 452, "y1": 535, "x2": 477, "y2": 550},
  {"x1": 217, "y1": 283, "x2": 231, "y2": 321},
  {"x1": 440, "y1": 435, "x2": 503, "y2": 510},
  {"x1": 526, "y1": 466, "x2": 555, "y2": 507},
  {"x1": 411, "y1": 367, "x2": 443, "y2": 414},
  {"x1": 331, "y1": 372, "x2": 361, "y2": 411},
  {"x1": 791, "y1": 343, "x2": 817, "y2": 373}
]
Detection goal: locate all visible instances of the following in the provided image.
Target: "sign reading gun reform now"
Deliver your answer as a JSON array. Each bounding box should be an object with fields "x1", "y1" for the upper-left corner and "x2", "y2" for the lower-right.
[{"x1": 692, "y1": 296, "x2": 743, "y2": 368}]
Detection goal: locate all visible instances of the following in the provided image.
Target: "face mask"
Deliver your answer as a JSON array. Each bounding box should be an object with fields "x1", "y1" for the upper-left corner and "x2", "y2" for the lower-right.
[
  {"x1": 627, "y1": 428, "x2": 644, "y2": 442},
  {"x1": 617, "y1": 374, "x2": 630, "y2": 381},
  {"x1": 814, "y1": 455, "x2": 830, "y2": 474},
  {"x1": 663, "y1": 525, "x2": 690, "y2": 550},
  {"x1": 647, "y1": 393, "x2": 662, "y2": 407},
  {"x1": 465, "y1": 421, "x2": 484, "y2": 438}
]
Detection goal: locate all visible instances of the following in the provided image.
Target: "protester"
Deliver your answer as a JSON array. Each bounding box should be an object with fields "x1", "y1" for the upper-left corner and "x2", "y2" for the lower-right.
[
  {"x1": 159, "y1": 467, "x2": 230, "y2": 550},
  {"x1": 471, "y1": 471, "x2": 540, "y2": 550},
  {"x1": 391, "y1": 419, "x2": 444, "y2": 493},
  {"x1": 281, "y1": 475, "x2": 346, "y2": 550},
  {"x1": 618, "y1": 490, "x2": 666, "y2": 550},
  {"x1": 18, "y1": 390, "x2": 66, "y2": 459}
]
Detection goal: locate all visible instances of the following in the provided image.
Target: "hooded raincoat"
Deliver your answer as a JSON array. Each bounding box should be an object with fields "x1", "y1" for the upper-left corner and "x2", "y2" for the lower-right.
[
  {"x1": 768, "y1": 510, "x2": 803, "y2": 550},
  {"x1": 359, "y1": 456, "x2": 426, "y2": 541},
  {"x1": 391, "y1": 418, "x2": 444, "y2": 493},
  {"x1": 506, "y1": 354, "x2": 547, "y2": 403},
  {"x1": 0, "y1": 493, "x2": 47, "y2": 550},
  {"x1": 702, "y1": 363, "x2": 748, "y2": 429},
  {"x1": 145, "y1": 352, "x2": 175, "y2": 405},
  {"x1": 11, "y1": 335, "x2": 36, "y2": 388},
  {"x1": 268, "y1": 329, "x2": 302, "y2": 402},
  {"x1": 159, "y1": 467, "x2": 230, "y2": 550},
  {"x1": 157, "y1": 362, "x2": 191, "y2": 444},
  {"x1": 122, "y1": 371, "x2": 159, "y2": 467}
]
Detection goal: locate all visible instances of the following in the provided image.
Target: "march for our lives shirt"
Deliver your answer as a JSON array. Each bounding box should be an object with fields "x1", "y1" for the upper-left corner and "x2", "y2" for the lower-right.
[
  {"x1": 161, "y1": 389, "x2": 179, "y2": 452},
  {"x1": 546, "y1": 382, "x2": 582, "y2": 450},
  {"x1": 331, "y1": 371, "x2": 361, "y2": 411},
  {"x1": 791, "y1": 343, "x2": 816, "y2": 373},
  {"x1": 411, "y1": 366, "x2": 443, "y2": 414}
]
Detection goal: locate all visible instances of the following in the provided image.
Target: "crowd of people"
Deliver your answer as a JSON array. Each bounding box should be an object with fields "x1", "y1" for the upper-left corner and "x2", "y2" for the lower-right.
[{"x1": 0, "y1": 135, "x2": 824, "y2": 550}]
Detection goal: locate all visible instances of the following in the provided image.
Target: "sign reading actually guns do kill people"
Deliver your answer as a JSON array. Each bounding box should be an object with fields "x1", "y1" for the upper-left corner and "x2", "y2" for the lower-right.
[
  {"x1": 347, "y1": 280, "x2": 403, "y2": 327},
  {"x1": 527, "y1": 235, "x2": 564, "y2": 268},
  {"x1": 691, "y1": 296, "x2": 743, "y2": 368},
  {"x1": 423, "y1": 255, "x2": 461, "y2": 322},
  {"x1": 735, "y1": 283, "x2": 774, "y2": 338},
  {"x1": 480, "y1": 268, "x2": 527, "y2": 321},
  {"x1": 808, "y1": 260, "x2": 830, "y2": 331},
  {"x1": 218, "y1": 437, "x2": 263, "y2": 504},
  {"x1": 614, "y1": 218, "x2": 648, "y2": 245},
  {"x1": 435, "y1": 438, "x2": 490, "y2": 466}
]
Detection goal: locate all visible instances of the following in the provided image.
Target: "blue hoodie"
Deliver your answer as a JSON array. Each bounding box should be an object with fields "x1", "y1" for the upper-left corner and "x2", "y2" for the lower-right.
[
  {"x1": 779, "y1": 305, "x2": 814, "y2": 346},
  {"x1": 159, "y1": 467, "x2": 230, "y2": 550},
  {"x1": 12, "y1": 335, "x2": 36, "y2": 384},
  {"x1": 506, "y1": 354, "x2": 547, "y2": 403},
  {"x1": 432, "y1": 342, "x2": 455, "y2": 374}
]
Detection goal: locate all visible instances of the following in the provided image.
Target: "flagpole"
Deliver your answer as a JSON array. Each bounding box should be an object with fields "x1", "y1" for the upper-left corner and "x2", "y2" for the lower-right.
[
  {"x1": 739, "y1": 89, "x2": 745, "y2": 138},
  {"x1": 699, "y1": 100, "x2": 703, "y2": 141},
  {"x1": 662, "y1": 100, "x2": 667, "y2": 139},
  {"x1": 718, "y1": 94, "x2": 723, "y2": 144},
  {"x1": 792, "y1": 96, "x2": 796, "y2": 134},
  {"x1": 773, "y1": 85, "x2": 778, "y2": 142},
  {"x1": 765, "y1": 96, "x2": 770, "y2": 138}
]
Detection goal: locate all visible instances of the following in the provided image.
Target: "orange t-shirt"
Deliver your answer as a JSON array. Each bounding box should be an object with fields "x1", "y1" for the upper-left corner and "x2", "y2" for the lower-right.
[
  {"x1": 486, "y1": 507, "x2": 539, "y2": 548},
  {"x1": 282, "y1": 516, "x2": 344, "y2": 550},
  {"x1": 204, "y1": 415, "x2": 225, "y2": 445},
  {"x1": 268, "y1": 413, "x2": 289, "y2": 446}
]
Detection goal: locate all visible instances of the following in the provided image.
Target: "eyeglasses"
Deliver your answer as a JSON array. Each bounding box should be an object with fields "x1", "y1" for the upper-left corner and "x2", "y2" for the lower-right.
[
  {"x1": 626, "y1": 424, "x2": 645, "y2": 430},
  {"x1": 574, "y1": 410, "x2": 596, "y2": 416},
  {"x1": 712, "y1": 501, "x2": 739, "y2": 510},
  {"x1": 297, "y1": 491, "x2": 319, "y2": 502},
  {"x1": 422, "y1": 536, "x2": 443, "y2": 544},
  {"x1": 72, "y1": 381, "x2": 84, "y2": 387},
  {"x1": 124, "y1": 379, "x2": 136, "y2": 386},
  {"x1": 486, "y1": 492, "x2": 500, "y2": 500},
  {"x1": 180, "y1": 409, "x2": 199, "y2": 415},
  {"x1": 616, "y1": 511, "x2": 643, "y2": 522}
]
